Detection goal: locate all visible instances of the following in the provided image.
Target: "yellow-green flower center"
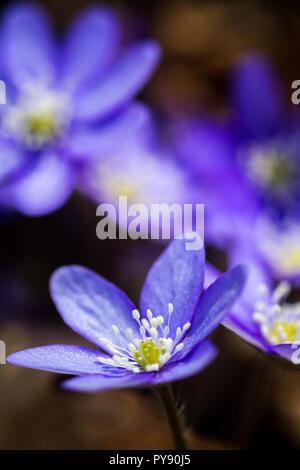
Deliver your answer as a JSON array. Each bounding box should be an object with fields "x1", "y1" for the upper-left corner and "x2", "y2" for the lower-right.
[
  {"x1": 133, "y1": 338, "x2": 166, "y2": 369},
  {"x1": 271, "y1": 320, "x2": 298, "y2": 345},
  {"x1": 26, "y1": 113, "x2": 59, "y2": 141},
  {"x1": 105, "y1": 179, "x2": 139, "y2": 203},
  {"x1": 3, "y1": 82, "x2": 70, "y2": 149},
  {"x1": 283, "y1": 249, "x2": 300, "y2": 272},
  {"x1": 253, "y1": 282, "x2": 300, "y2": 346},
  {"x1": 246, "y1": 145, "x2": 294, "y2": 193}
]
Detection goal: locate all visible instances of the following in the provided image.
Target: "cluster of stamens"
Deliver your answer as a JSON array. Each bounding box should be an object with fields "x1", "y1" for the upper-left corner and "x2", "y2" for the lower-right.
[
  {"x1": 253, "y1": 282, "x2": 300, "y2": 345},
  {"x1": 97, "y1": 303, "x2": 191, "y2": 373}
]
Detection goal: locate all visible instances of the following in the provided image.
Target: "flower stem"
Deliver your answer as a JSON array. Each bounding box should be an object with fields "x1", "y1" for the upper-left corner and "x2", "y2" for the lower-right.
[{"x1": 156, "y1": 383, "x2": 187, "y2": 450}]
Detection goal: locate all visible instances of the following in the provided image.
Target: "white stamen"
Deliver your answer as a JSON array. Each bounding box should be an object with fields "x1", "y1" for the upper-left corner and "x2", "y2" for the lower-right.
[
  {"x1": 257, "y1": 283, "x2": 269, "y2": 297},
  {"x1": 253, "y1": 281, "x2": 300, "y2": 346},
  {"x1": 174, "y1": 343, "x2": 184, "y2": 352},
  {"x1": 272, "y1": 281, "x2": 291, "y2": 304},
  {"x1": 96, "y1": 302, "x2": 191, "y2": 374},
  {"x1": 126, "y1": 328, "x2": 133, "y2": 339},
  {"x1": 163, "y1": 325, "x2": 170, "y2": 336},
  {"x1": 183, "y1": 322, "x2": 191, "y2": 332},
  {"x1": 132, "y1": 309, "x2": 140, "y2": 321},
  {"x1": 112, "y1": 325, "x2": 120, "y2": 336},
  {"x1": 141, "y1": 318, "x2": 150, "y2": 330},
  {"x1": 147, "y1": 309, "x2": 153, "y2": 320}
]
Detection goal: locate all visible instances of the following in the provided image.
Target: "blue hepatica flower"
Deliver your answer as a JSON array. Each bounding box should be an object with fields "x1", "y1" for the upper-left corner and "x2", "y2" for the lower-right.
[
  {"x1": 0, "y1": 4, "x2": 160, "y2": 215},
  {"x1": 229, "y1": 54, "x2": 300, "y2": 214},
  {"x1": 206, "y1": 248, "x2": 300, "y2": 363},
  {"x1": 7, "y1": 237, "x2": 246, "y2": 392},
  {"x1": 80, "y1": 131, "x2": 200, "y2": 238}
]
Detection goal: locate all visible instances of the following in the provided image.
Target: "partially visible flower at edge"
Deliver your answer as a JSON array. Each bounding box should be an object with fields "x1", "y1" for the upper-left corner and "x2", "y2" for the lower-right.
[
  {"x1": 205, "y1": 246, "x2": 300, "y2": 363},
  {"x1": 172, "y1": 53, "x2": 300, "y2": 282},
  {"x1": 7, "y1": 236, "x2": 247, "y2": 392},
  {"x1": 0, "y1": 3, "x2": 161, "y2": 216}
]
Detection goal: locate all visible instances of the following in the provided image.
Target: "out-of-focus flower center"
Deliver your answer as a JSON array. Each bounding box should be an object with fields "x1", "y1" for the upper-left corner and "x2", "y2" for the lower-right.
[
  {"x1": 253, "y1": 282, "x2": 300, "y2": 345},
  {"x1": 255, "y1": 219, "x2": 300, "y2": 278},
  {"x1": 97, "y1": 303, "x2": 191, "y2": 373},
  {"x1": 247, "y1": 150, "x2": 292, "y2": 189},
  {"x1": 104, "y1": 179, "x2": 140, "y2": 204},
  {"x1": 242, "y1": 141, "x2": 298, "y2": 197},
  {"x1": 26, "y1": 113, "x2": 59, "y2": 141},
  {"x1": 2, "y1": 82, "x2": 71, "y2": 150}
]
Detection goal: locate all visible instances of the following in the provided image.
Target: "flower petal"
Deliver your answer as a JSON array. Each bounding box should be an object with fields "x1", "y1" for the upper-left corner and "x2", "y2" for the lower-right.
[
  {"x1": 9, "y1": 153, "x2": 74, "y2": 216},
  {"x1": 65, "y1": 102, "x2": 152, "y2": 161},
  {"x1": 62, "y1": 340, "x2": 217, "y2": 392},
  {"x1": 62, "y1": 372, "x2": 148, "y2": 393},
  {"x1": 222, "y1": 316, "x2": 266, "y2": 350},
  {"x1": 181, "y1": 265, "x2": 248, "y2": 357},
  {"x1": 61, "y1": 7, "x2": 120, "y2": 93},
  {"x1": 273, "y1": 343, "x2": 299, "y2": 363},
  {"x1": 7, "y1": 345, "x2": 105, "y2": 375},
  {"x1": 227, "y1": 244, "x2": 272, "y2": 335},
  {"x1": 50, "y1": 265, "x2": 140, "y2": 352},
  {"x1": 140, "y1": 236, "x2": 205, "y2": 337},
  {"x1": 173, "y1": 119, "x2": 236, "y2": 177},
  {"x1": 153, "y1": 340, "x2": 217, "y2": 385},
  {"x1": 1, "y1": 4, "x2": 56, "y2": 85},
  {"x1": 0, "y1": 138, "x2": 29, "y2": 186},
  {"x1": 74, "y1": 41, "x2": 161, "y2": 122},
  {"x1": 230, "y1": 54, "x2": 283, "y2": 138}
]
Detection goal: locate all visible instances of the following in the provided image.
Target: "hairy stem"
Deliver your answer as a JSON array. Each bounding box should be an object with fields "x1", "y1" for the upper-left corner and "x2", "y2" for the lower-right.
[{"x1": 156, "y1": 383, "x2": 187, "y2": 450}]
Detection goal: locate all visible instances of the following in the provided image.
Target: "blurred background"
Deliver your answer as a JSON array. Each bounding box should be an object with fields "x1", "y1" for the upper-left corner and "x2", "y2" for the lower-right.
[{"x1": 1, "y1": 0, "x2": 300, "y2": 449}]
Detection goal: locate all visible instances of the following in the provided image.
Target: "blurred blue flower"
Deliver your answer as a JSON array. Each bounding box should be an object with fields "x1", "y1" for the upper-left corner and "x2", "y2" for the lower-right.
[
  {"x1": 79, "y1": 128, "x2": 201, "y2": 238},
  {"x1": 7, "y1": 237, "x2": 246, "y2": 392},
  {"x1": 0, "y1": 4, "x2": 160, "y2": 215},
  {"x1": 206, "y1": 248, "x2": 300, "y2": 363},
  {"x1": 174, "y1": 54, "x2": 300, "y2": 281}
]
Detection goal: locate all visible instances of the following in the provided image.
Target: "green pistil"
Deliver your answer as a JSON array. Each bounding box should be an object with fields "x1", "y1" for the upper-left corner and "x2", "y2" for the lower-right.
[
  {"x1": 27, "y1": 113, "x2": 58, "y2": 141},
  {"x1": 133, "y1": 338, "x2": 164, "y2": 369}
]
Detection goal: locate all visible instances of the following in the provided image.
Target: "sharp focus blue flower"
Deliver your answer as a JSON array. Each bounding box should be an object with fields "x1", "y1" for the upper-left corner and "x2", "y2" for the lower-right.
[
  {"x1": 206, "y1": 248, "x2": 300, "y2": 363},
  {"x1": 0, "y1": 4, "x2": 161, "y2": 215},
  {"x1": 7, "y1": 237, "x2": 247, "y2": 392}
]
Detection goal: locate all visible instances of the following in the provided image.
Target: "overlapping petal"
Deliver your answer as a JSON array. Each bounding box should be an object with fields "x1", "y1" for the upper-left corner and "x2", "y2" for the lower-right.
[
  {"x1": 65, "y1": 103, "x2": 152, "y2": 161},
  {"x1": 152, "y1": 340, "x2": 217, "y2": 385},
  {"x1": 9, "y1": 153, "x2": 75, "y2": 216},
  {"x1": 179, "y1": 265, "x2": 247, "y2": 358},
  {"x1": 140, "y1": 236, "x2": 205, "y2": 337},
  {"x1": 74, "y1": 41, "x2": 161, "y2": 122},
  {"x1": 61, "y1": 340, "x2": 217, "y2": 392},
  {"x1": 62, "y1": 371, "x2": 147, "y2": 393}
]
